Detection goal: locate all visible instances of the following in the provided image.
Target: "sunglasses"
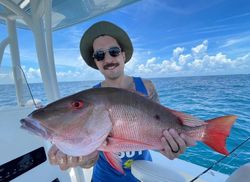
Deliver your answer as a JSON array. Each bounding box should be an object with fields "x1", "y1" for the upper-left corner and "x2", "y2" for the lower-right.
[{"x1": 93, "y1": 46, "x2": 122, "y2": 61}]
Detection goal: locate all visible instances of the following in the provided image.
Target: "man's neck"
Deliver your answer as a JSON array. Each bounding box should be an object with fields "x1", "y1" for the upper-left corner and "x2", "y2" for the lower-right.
[{"x1": 102, "y1": 75, "x2": 134, "y2": 89}]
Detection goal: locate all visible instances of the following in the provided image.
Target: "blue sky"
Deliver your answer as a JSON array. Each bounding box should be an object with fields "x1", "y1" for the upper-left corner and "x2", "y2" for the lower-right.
[{"x1": 1, "y1": 0, "x2": 250, "y2": 83}]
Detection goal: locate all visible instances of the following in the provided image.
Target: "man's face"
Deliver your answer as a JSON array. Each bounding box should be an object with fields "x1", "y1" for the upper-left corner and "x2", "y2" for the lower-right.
[{"x1": 93, "y1": 35, "x2": 126, "y2": 80}]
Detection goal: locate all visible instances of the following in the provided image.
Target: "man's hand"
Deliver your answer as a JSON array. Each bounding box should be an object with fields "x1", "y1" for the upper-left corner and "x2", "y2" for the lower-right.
[
  {"x1": 48, "y1": 144, "x2": 99, "y2": 170},
  {"x1": 160, "y1": 129, "x2": 196, "y2": 159}
]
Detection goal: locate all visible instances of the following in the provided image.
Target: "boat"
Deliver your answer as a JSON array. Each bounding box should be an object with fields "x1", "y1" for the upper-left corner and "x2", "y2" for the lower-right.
[{"x1": 0, "y1": 0, "x2": 249, "y2": 182}]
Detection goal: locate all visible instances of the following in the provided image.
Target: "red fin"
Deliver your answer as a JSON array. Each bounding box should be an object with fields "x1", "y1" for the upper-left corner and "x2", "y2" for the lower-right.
[
  {"x1": 103, "y1": 152, "x2": 124, "y2": 175},
  {"x1": 203, "y1": 115, "x2": 237, "y2": 155},
  {"x1": 169, "y1": 109, "x2": 205, "y2": 127}
]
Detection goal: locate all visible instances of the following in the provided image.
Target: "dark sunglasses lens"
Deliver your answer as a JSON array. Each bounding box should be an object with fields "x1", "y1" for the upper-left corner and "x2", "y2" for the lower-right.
[
  {"x1": 109, "y1": 47, "x2": 121, "y2": 57},
  {"x1": 94, "y1": 51, "x2": 105, "y2": 61},
  {"x1": 93, "y1": 47, "x2": 121, "y2": 61}
]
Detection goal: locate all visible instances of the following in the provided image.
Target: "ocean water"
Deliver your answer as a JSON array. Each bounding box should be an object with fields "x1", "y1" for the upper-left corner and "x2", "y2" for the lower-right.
[{"x1": 0, "y1": 74, "x2": 249, "y2": 175}]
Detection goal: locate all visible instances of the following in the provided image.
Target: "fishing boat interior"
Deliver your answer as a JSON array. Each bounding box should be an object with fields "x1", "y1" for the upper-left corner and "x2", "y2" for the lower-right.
[{"x1": 0, "y1": 0, "x2": 249, "y2": 182}]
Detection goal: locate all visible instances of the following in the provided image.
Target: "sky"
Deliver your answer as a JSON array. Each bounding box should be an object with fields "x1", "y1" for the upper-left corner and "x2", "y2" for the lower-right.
[{"x1": 0, "y1": 0, "x2": 250, "y2": 83}]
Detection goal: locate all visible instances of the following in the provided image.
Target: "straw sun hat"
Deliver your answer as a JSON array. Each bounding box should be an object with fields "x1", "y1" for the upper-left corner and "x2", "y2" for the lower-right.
[{"x1": 80, "y1": 21, "x2": 133, "y2": 69}]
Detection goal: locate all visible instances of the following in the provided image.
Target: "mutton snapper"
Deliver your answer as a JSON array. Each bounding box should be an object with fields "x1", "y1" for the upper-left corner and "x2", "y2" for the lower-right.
[{"x1": 20, "y1": 87, "x2": 236, "y2": 174}]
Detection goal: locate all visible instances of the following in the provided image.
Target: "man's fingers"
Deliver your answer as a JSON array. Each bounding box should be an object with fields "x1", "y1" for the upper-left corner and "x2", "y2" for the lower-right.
[
  {"x1": 56, "y1": 151, "x2": 67, "y2": 164},
  {"x1": 67, "y1": 156, "x2": 78, "y2": 167},
  {"x1": 163, "y1": 129, "x2": 179, "y2": 152},
  {"x1": 160, "y1": 137, "x2": 176, "y2": 160},
  {"x1": 56, "y1": 150, "x2": 69, "y2": 170},
  {"x1": 87, "y1": 150, "x2": 99, "y2": 159},
  {"x1": 181, "y1": 133, "x2": 197, "y2": 146},
  {"x1": 78, "y1": 151, "x2": 99, "y2": 168},
  {"x1": 47, "y1": 145, "x2": 99, "y2": 170},
  {"x1": 169, "y1": 129, "x2": 186, "y2": 154},
  {"x1": 48, "y1": 144, "x2": 59, "y2": 165}
]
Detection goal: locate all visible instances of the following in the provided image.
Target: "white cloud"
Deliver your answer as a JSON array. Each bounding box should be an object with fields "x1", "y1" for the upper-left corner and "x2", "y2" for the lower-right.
[
  {"x1": 222, "y1": 38, "x2": 243, "y2": 47},
  {"x1": 125, "y1": 51, "x2": 145, "y2": 75},
  {"x1": 161, "y1": 60, "x2": 182, "y2": 72},
  {"x1": 191, "y1": 40, "x2": 208, "y2": 58},
  {"x1": 0, "y1": 66, "x2": 42, "y2": 84},
  {"x1": 207, "y1": 53, "x2": 232, "y2": 65},
  {"x1": 173, "y1": 47, "x2": 185, "y2": 60},
  {"x1": 236, "y1": 54, "x2": 249, "y2": 61},
  {"x1": 26, "y1": 67, "x2": 41, "y2": 78},
  {"x1": 221, "y1": 35, "x2": 250, "y2": 48},
  {"x1": 18, "y1": 66, "x2": 42, "y2": 83},
  {"x1": 5, "y1": 40, "x2": 247, "y2": 83},
  {"x1": 188, "y1": 59, "x2": 203, "y2": 69},
  {"x1": 179, "y1": 54, "x2": 192, "y2": 66},
  {"x1": 0, "y1": 71, "x2": 14, "y2": 84},
  {"x1": 137, "y1": 57, "x2": 182, "y2": 75},
  {"x1": 146, "y1": 57, "x2": 157, "y2": 66},
  {"x1": 131, "y1": 40, "x2": 249, "y2": 77},
  {"x1": 20, "y1": 63, "x2": 102, "y2": 83}
]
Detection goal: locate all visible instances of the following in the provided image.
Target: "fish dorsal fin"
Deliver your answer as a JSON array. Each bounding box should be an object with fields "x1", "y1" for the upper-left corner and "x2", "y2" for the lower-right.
[
  {"x1": 169, "y1": 109, "x2": 205, "y2": 127},
  {"x1": 103, "y1": 152, "x2": 124, "y2": 174}
]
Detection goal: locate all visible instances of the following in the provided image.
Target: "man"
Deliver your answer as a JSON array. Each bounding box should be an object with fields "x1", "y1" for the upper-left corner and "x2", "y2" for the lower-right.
[{"x1": 48, "y1": 21, "x2": 196, "y2": 181}]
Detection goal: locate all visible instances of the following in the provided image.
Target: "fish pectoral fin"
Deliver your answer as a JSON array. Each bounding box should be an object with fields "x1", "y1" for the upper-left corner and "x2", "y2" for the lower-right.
[
  {"x1": 107, "y1": 137, "x2": 155, "y2": 149},
  {"x1": 103, "y1": 152, "x2": 124, "y2": 175},
  {"x1": 169, "y1": 109, "x2": 206, "y2": 127}
]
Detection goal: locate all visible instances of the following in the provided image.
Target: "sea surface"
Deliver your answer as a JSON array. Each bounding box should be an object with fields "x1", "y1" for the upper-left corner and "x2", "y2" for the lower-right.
[{"x1": 0, "y1": 74, "x2": 249, "y2": 175}]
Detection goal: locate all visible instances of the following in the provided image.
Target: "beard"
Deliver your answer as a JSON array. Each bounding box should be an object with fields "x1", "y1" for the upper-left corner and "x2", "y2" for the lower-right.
[{"x1": 102, "y1": 65, "x2": 125, "y2": 80}]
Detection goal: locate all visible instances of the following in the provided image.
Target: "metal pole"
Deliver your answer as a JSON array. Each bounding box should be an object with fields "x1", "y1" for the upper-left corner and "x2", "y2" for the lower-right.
[
  {"x1": 6, "y1": 19, "x2": 25, "y2": 106},
  {"x1": 44, "y1": 0, "x2": 61, "y2": 101},
  {"x1": 30, "y1": 0, "x2": 60, "y2": 102}
]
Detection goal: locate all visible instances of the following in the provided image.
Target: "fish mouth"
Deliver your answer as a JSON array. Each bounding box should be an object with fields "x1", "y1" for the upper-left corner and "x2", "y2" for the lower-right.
[{"x1": 20, "y1": 117, "x2": 51, "y2": 139}]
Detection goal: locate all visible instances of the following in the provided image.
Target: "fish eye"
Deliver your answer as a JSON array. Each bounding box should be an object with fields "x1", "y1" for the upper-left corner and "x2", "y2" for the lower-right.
[{"x1": 71, "y1": 100, "x2": 84, "y2": 109}]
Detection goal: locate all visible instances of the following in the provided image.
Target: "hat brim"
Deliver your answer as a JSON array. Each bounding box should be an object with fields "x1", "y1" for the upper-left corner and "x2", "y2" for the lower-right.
[{"x1": 80, "y1": 21, "x2": 133, "y2": 69}]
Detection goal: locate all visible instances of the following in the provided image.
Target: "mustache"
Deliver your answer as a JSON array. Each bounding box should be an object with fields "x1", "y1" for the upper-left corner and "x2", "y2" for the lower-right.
[{"x1": 103, "y1": 63, "x2": 119, "y2": 70}]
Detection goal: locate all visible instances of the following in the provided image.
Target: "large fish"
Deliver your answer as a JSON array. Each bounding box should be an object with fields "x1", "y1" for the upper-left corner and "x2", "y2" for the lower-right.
[{"x1": 20, "y1": 87, "x2": 236, "y2": 174}]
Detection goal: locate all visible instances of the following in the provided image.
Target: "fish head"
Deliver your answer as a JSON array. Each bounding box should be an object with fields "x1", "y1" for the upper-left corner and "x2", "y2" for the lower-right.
[{"x1": 20, "y1": 92, "x2": 112, "y2": 156}]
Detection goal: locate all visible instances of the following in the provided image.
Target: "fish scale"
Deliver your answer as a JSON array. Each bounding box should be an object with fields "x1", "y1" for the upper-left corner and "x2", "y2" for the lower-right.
[{"x1": 107, "y1": 104, "x2": 170, "y2": 151}]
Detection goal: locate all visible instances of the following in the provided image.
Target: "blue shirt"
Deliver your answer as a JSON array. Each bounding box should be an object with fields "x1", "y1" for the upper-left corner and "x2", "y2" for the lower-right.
[{"x1": 92, "y1": 77, "x2": 152, "y2": 182}]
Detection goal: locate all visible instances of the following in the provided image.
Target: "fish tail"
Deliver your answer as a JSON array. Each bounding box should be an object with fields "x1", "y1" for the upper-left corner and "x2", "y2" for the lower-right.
[{"x1": 203, "y1": 115, "x2": 237, "y2": 155}]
